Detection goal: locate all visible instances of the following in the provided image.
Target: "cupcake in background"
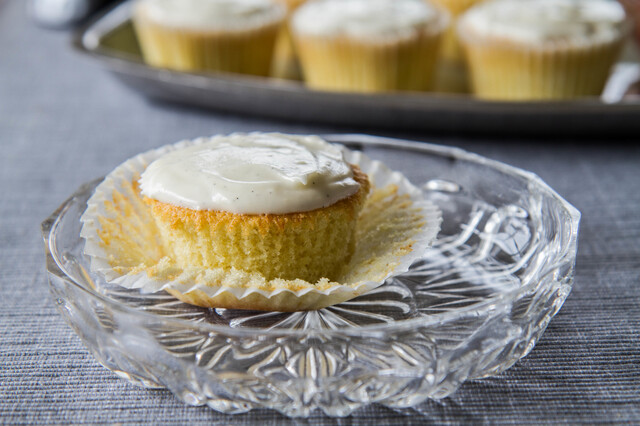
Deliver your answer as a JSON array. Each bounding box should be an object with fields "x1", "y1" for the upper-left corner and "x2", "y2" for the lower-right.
[
  {"x1": 458, "y1": 0, "x2": 631, "y2": 100},
  {"x1": 618, "y1": 0, "x2": 640, "y2": 47},
  {"x1": 271, "y1": 0, "x2": 307, "y2": 79},
  {"x1": 291, "y1": 0, "x2": 449, "y2": 93},
  {"x1": 428, "y1": 0, "x2": 484, "y2": 93},
  {"x1": 132, "y1": 0, "x2": 286, "y2": 76}
]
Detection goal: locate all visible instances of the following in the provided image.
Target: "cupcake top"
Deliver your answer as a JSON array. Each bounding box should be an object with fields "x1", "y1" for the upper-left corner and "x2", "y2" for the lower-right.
[
  {"x1": 134, "y1": 0, "x2": 286, "y2": 31},
  {"x1": 139, "y1": 133, "x2": 362, "y2": 214},
  {"x1": 459, "y1": 0, "x2": 628, "y2": 45},
  {"x1": 291, "y1": 0, "x2": 447, "y2": 41}
]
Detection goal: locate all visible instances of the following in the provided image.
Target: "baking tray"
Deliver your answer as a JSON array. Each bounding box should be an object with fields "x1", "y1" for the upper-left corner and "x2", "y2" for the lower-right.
[{"x1": 74, "y1": 1, "x2": 640, "y2": 136}]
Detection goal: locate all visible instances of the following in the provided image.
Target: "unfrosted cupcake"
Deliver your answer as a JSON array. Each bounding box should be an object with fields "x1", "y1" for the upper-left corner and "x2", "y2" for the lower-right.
[
  {"x1": 458, "y1": 0, "x2": 631, "y2": 100},
  {"x1": 139, "y1": 133, "x2": 370, "y2": 285},
  {"x1": 291, "y1": 0, "x2": 449, "y2": 93},
  {"x1": 132, "y1": 0, "x2": 286, "y2": 76}
]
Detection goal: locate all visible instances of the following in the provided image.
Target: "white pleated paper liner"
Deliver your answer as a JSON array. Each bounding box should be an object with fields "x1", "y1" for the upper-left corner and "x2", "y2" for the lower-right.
[{"x1": 80, "y1": 135, "x2": 441, "y2": 311}]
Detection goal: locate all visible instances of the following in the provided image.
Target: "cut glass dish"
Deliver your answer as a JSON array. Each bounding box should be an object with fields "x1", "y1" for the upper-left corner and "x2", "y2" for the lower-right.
[{"x1": 42, "y1": 135, "x2": 580, "y2": 417}]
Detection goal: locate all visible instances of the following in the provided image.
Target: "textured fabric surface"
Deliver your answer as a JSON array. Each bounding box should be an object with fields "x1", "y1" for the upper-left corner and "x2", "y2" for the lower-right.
[{"x1": 1, "y1": 0, "x2": 639, "y2": 423}]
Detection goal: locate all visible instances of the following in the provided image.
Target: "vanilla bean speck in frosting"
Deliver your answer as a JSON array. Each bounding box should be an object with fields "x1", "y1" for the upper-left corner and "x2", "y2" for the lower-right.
[
  {"x1": 135, "y1": 0, "x2": 285, "y2": 30},
  {"x1": 139, "y1": 133, "x2": 361, "y2": 215},
  {"x1": 292, "y1": 0, "x2": 446, "y2": 41},
  {"x1": 459, "y1": 0, "x2": 628, "y2": 45}
]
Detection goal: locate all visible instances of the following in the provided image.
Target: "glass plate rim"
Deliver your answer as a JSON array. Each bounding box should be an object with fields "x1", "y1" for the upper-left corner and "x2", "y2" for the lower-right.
[{"x1": 42, "y1": 134, "x2": 581, "y2": 337}]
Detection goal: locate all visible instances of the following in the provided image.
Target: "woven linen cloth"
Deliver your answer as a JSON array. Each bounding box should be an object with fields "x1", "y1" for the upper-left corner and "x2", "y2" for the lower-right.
[{"x1": 1, "y1": 0, "x2": 639, "y2": 423}]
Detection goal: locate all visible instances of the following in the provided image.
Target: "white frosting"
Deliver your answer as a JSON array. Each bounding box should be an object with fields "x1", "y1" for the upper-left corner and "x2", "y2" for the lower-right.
[
  {"x1": 135, "y1": 0, "x2": 285, "y2": 30},
  {"x1": 139, "y1": 133, "x2": 362, "y2": 214},
  {"x1": 459, "y1": 0, "x2": 628, "y2": 45},
  {"x1": 291, "y1": 0, "x2": 446, "y2": 41}
]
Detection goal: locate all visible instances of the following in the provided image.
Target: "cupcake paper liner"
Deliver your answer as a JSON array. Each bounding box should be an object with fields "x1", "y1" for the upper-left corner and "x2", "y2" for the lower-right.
[
  {"x1": 439, "y1": 22, "x2": 466, "y2": 63},
  {"x1": 270, "y1": 0, "x2": 307, "y2": 79},
  {"x1": 133, "y1": 13, "x2": 282, "y2": 76},
  {"x1": 430, "y1": 0, "x2": 482, "y2": 63},
  {"x1": 80, "y1": 137, "x2": 441, "y2": 311},
  {"x1": 458, "y1": 25, "x2": 631, "y2": 100},
  {"x1": 271, "y1": 24, "x2": 302, "y2": 79},
  {"x1": 292, "y1": 26, "x2": 446, "y2": 93}
]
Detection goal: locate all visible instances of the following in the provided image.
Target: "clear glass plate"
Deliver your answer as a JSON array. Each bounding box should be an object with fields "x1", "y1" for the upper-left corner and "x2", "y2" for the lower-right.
[{"x1": 42, "y1": 135, "x2": 580, "y2": 417}]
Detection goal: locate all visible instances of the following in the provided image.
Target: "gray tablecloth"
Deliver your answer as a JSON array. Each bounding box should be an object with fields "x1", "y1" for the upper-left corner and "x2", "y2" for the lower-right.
[{"x1": 1, "y1": 1, "x2": 639, "y2": 423}]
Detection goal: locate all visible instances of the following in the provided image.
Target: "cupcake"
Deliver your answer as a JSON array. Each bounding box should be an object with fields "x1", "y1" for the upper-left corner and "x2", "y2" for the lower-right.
[
  {"x1": 271, "y1": 0, "x2": 308, "y2": 79},
  {"x1": 81, "y1": 133, "x2": 440, "y2": 311},
  {"x1": 290, "y1": 0, "x2": 449, "y2": 93},
  {"x1": 428, "y1": 0, "x2": 483, "y2": 93},
  {"x1": 139, "y1": 133, "x2": 370, "y2": 284},
  {"x1": 458, "y1": 0, "x2": 631, "y2": 100},
  {"x1": 132, "y1": 0, "x2": 286, "y2": 76}
]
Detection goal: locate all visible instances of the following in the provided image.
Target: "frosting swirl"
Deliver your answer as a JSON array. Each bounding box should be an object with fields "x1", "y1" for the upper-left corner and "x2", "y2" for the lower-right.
[
  {"x1": 292, "y1": 0, "x2": 446, "y2": 41},
  {"x1": 135, "y1": 0, "x2": 285, "y2": 31},
  {"x1": 139, "y1": 133, "x2": 362, "y2": 214},
  {"x1": 459, "y1": 0, "x2": 628, "y2": 45}
]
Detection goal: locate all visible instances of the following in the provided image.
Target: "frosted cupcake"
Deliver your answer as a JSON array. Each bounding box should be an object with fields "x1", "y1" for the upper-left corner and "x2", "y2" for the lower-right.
[
  {"x1": 132, "y1": 0, "x2": 286, "y2": 76},
  {"x1": 81, "y1": 133, "x2": 440, "y2": 311},
  {"x1": 458, "y1": 0, "x2": 631, "y2": 100},
  {"x1": 291, "y1": 0, "x2": 449, "y2": 93},
  {"x1": 139, "y1": 133, "x2": 370, "y2": 284}
]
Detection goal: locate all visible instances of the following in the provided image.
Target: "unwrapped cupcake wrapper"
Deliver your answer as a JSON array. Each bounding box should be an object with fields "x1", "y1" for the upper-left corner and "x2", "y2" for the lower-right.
[
  {"x1": 80, "y1": 137, "x2": 441, "y2": 311},
  {"x1": 458, "y1": 28, "x2": 629, "y2": 100}
]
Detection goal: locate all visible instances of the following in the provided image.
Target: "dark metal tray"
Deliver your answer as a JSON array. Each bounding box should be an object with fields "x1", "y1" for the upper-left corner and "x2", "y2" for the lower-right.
[{"x1": 75, "y1": 1, "x2": 640, "y2": 136}]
